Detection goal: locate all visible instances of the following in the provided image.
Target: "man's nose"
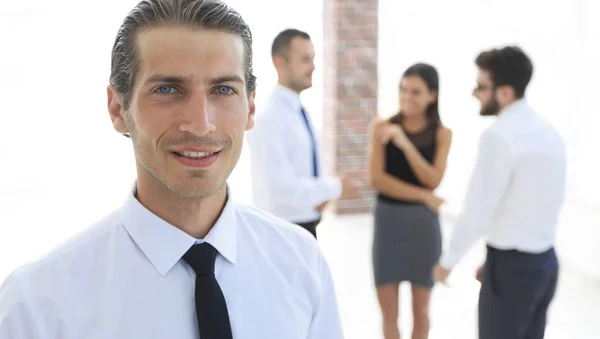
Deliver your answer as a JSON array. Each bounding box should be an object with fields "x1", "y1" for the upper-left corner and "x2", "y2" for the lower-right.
[{"x1": 179, "y1": 91, "x2": 216, "y2": 136}]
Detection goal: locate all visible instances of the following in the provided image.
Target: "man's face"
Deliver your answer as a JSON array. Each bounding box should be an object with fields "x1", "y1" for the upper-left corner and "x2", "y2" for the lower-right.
[
  {"x1": 281, "y1": 37, "x2": 315, "y2": 92},
  {"x1": 473, "y1": 69, "x2": 499, "y2": 116},
  {"x1": 108, "y1": 26, "x2": 255, "y2": 199}
]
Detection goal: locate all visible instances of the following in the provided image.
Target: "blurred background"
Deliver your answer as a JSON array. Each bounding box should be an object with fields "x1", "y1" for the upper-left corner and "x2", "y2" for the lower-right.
[{"x1": 0, "y1": 0, "x2": 598, "y2": 338}]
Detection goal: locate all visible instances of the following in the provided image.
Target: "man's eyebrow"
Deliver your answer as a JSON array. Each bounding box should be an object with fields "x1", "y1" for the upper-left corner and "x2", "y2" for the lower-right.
[
  {"x1": 207, "y1": 75, "x2": 244, "y2": 85},
  {"x1": 142, "y1": 74, "x2": 244, "y2": 86},
  {"x1": 144, "y1": 74, "x2": 189, "y2": 85}
]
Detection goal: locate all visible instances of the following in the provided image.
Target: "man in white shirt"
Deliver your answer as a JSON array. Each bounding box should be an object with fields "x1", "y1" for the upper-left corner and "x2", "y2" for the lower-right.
[
  {"x1": 246, "y1": 29, "x2": 359, "y2": 238},
  {"x1": 0, "y1": 1, "x2": 344, "y2": 338},
  {"x1": 433, "y1": 46, "x2": 566, "y2": 339}
]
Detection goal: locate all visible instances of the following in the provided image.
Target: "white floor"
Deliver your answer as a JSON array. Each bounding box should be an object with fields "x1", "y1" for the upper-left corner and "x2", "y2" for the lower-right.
[{"x1": 316, "y1": 213, "x2": 600, "y2": 339}]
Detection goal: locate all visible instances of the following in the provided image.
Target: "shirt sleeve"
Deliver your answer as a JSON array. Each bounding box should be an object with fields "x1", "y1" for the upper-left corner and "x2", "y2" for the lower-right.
[
  {"x1": 439, "y1": 129, "x2": 514, "y2": 269},
  {"x1": 306, "y1": 246, "x2": 345, "y2": 339},
  {"x1": 0, "y1": 271, "x2": 46, "y2": 339},
  {"x1": 247, "y1": 115, "x2": 342, "y2": 208}
]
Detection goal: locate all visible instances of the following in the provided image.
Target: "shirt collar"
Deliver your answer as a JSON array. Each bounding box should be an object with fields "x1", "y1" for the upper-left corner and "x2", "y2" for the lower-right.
[
  {"x1": 120, "y1": 183, "x2": 238, "y2": 276},
  {"x1": 274, "y1": 83, "x2": 303, "y2": 113},
  {"x1": 498, "y1": 98, "x2": 531, "y2": 119}
]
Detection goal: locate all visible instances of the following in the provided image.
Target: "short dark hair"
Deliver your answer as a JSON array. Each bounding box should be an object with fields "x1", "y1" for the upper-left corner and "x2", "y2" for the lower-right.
[
  {"x1": 109, "y1": 0, "x2": 257, "y2": 110},
  {"x1": 271, "y1": 28, "x2": 311, "y2": 58},
  {"x1": 475, "y1": 46, "x2": 533, "y2": 99}
]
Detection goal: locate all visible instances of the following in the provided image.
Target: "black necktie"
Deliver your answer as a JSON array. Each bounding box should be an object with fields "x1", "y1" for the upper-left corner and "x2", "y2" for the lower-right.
[
  {"x1": 183, "y1": 242, "x2": 233, "y2": 339},
  {"x1": 299, "y1": 107, "x2": 319, "y2": 177}
]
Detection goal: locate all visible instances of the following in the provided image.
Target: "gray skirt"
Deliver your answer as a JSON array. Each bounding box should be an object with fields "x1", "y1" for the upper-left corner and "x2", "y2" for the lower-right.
[{"x1": 372, "y1": 198, "x2": 442, "y2": 288}]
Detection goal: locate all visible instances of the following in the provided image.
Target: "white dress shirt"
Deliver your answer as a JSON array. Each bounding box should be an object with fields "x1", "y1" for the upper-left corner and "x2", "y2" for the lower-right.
[
  {"x1": 246, "y1": 84, "x2": 342, "y2": 223},
  {"x1": 0, "y1": 184, "x2": 344, "y2": 339},
  {"x1": 440, "y1": 99, "x2": 567, "y2": 269}
]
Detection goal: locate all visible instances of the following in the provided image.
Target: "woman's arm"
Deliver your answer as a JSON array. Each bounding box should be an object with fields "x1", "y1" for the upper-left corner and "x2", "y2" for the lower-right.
[
  {"x1": 393, "y1": 126, "x2": 453, "y2": 190},
  {"x1": 367, "y1": 118, "x2": 434, "y2": 203}
]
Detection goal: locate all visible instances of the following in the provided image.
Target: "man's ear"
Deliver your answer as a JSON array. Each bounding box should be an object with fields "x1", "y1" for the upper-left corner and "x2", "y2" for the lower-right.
[
  {"x1": 107, "y1": 85, "x2": 130, "y2": 137},
  {"x1": 272, "y1": 55, "x2": 287, "y2": 73},
  {"x1": 496, "y1": 85, "x2": 514, "y2": 104},
  {"x1": 245, "y1": 91, "x2": 256, "y2": 131},
  {"x1": 504, "y1": 86, "x2": 516, "y2": 101}
]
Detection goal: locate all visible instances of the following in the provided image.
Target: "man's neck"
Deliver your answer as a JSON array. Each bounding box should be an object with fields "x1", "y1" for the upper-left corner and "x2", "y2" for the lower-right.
[
  {"x1": 498, "y1": 97, "x2": 521, "y2": 114},
  {"x1": 135, "y1": 174, "x2": 227, "y2": 239},
  {"x1": 277, "y1": 79, "x2": 301, "y2": 95}
]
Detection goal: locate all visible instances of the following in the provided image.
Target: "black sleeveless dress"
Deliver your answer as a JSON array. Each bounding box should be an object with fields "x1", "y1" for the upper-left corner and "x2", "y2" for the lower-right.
[{"x1": 372, "y1": 122, "x2": 442, "y2": 288}]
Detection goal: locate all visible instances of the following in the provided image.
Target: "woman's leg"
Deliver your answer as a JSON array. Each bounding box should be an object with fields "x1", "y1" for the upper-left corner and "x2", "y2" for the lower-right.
[
  {"x1": 410, "y1": 284, "x2": 432, "y2": 339},
  {"x1": 376, "y1": 283, "x2": 401, "y2": 339}
]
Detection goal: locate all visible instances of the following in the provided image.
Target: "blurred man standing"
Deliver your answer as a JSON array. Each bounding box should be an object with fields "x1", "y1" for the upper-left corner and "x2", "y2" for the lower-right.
[
  {"x1": 433, "y1": 46, "x2": 567, "y2": 339},
  {"x1": 247, "y1": 29, "x2": 359, "y2": 238}
]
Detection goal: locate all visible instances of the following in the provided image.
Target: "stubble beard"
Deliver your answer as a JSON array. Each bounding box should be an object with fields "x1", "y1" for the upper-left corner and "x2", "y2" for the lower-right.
[
  {"x1": 124, "y1": 112, "x2": 224, "y2": 200},
  {"x1": 480, "y1": 97, "x2": 501, "y2": 116}
]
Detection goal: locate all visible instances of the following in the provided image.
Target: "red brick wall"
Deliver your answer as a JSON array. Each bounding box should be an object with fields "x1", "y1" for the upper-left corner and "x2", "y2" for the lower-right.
[{"x1": 322, "y1": 0, "x2": 379, "y2": 214}]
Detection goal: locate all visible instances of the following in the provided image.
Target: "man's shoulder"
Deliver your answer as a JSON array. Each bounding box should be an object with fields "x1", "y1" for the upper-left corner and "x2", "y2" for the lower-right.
[
  {"x1": 248, "y1": 101, "x2": 287, "y2": 140},
  {"x1": 0, "y1": 210, "x2": 124, "y2": 333},
  {"x1": 234, "y1": 203, "x2": 320, "y2": 252},
  {"x1": 480, "y1": 123, "x2": 508, "y2": 146},
  {"x1": 233, "y1": 203, "x2": 328, "y2": 286},
  {"x1": 488, "y1": 107, "x2": 564, "y2": 149},
  {"x1": 235, "y1": 203, "x2": 317, "y2": 239},
  {"x1": 256, "y1": 100, "x2": 288, "y2": 122},
  {"x1": 2, "y1": 211, "x2": 122, "y2": 286}
]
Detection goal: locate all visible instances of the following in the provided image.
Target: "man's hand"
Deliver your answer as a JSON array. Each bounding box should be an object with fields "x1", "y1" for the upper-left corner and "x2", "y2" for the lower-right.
[
  {"x1": 315, "y1": 201, "x2": 329, "y2": 213},
  {"x1": 433, "y1": 264, "x2": 451, "y2": 284},
  {"x1": 475, "y1": 263, "x2": 484, "y2": 282},
  {"x1": 340, "y1": 171, "x2": 361, "y2": 200}
]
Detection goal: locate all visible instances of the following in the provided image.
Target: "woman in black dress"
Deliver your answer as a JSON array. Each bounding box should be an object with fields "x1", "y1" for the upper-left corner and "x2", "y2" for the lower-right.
[{"x1": 368, "y1": 63, "x2": 453, "y2": 339}]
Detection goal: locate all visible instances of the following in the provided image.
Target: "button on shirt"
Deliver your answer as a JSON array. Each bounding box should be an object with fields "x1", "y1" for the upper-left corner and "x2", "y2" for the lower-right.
[
  {"x1": 0, "y1": 185, "x2": 345, "y2": 339},
  {"x1": 440, "y1": 99, "x2": 567, "y2": 269},
  {"x1": 247, "y1": 84, "x2": 342, "y2": 223}
]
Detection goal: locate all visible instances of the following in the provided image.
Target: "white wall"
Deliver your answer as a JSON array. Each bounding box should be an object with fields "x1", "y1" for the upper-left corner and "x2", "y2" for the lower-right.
[{"x1": 378, "y1": 0, "x2": 600, "y2": 276}]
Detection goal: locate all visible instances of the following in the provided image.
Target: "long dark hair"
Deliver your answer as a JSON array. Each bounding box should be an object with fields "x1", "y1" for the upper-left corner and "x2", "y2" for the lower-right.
[{"x1": 390, "y1": 63, "x2": 441, "y2": 127}]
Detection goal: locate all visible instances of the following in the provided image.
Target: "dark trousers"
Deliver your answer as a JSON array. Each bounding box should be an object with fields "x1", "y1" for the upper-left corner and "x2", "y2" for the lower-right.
[
  {"x1": 295, "y1": 219, "x2": 321, "y2": 239},
  {"x1": 479, "y1": 245, "x2": 559, "y2": 339}
]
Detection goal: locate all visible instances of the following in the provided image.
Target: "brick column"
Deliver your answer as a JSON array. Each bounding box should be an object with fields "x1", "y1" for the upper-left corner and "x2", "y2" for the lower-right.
[{"x1": 322, "y1": 0, "x2": 379, "y2": 214}]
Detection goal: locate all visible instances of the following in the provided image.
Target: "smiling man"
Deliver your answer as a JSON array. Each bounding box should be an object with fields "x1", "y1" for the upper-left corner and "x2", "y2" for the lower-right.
[{"x1": 0, "y1": 1, "x2": 344, "y2": 338}]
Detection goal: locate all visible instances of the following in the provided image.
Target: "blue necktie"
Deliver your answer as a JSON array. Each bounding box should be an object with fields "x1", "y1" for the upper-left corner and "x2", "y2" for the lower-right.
[{"x1": 300, "y1": 107, "x2": 319, "y2": 177}]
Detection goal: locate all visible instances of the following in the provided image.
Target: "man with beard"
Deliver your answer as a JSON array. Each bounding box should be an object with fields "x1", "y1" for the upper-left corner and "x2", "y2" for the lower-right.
[
  {"x1": 247, "y1": 28, "x2": 359, "y2": 238},
  {"x1": 433, "y1": 46, "x2": 567, "y2": 339}
]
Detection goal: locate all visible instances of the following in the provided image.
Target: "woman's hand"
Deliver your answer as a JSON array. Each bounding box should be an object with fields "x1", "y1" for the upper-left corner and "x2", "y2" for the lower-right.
[
  {"x1": 377, "y1": 122, "x2": 411, "y2": 150},
  {"x1": 423, "y1": 193, "x2": 444, "y2": 214},
  {"x1": 390, "y1": 125, "x2": 411, "y2": 150},
  {"x1": 377, "y1": 123, "x2": 402, "y2": 145}
]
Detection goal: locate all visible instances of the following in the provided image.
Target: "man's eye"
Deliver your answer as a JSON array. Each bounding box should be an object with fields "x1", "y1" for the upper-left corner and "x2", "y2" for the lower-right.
[
  {"x1": 216, "y1": 86, "x2": 234, "y2": 95},
  {"x1": 155, "y1": 86, "x2": 177, "y2": 94}
]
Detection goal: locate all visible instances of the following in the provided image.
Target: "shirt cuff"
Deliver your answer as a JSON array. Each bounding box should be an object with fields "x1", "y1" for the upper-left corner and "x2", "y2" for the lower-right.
[
  {"x1": 322, "y1": 177, "x2": 342, "y2": 201},
  {"x1": 439, "y1": 252, "x2": 460, "y2": 270}
]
